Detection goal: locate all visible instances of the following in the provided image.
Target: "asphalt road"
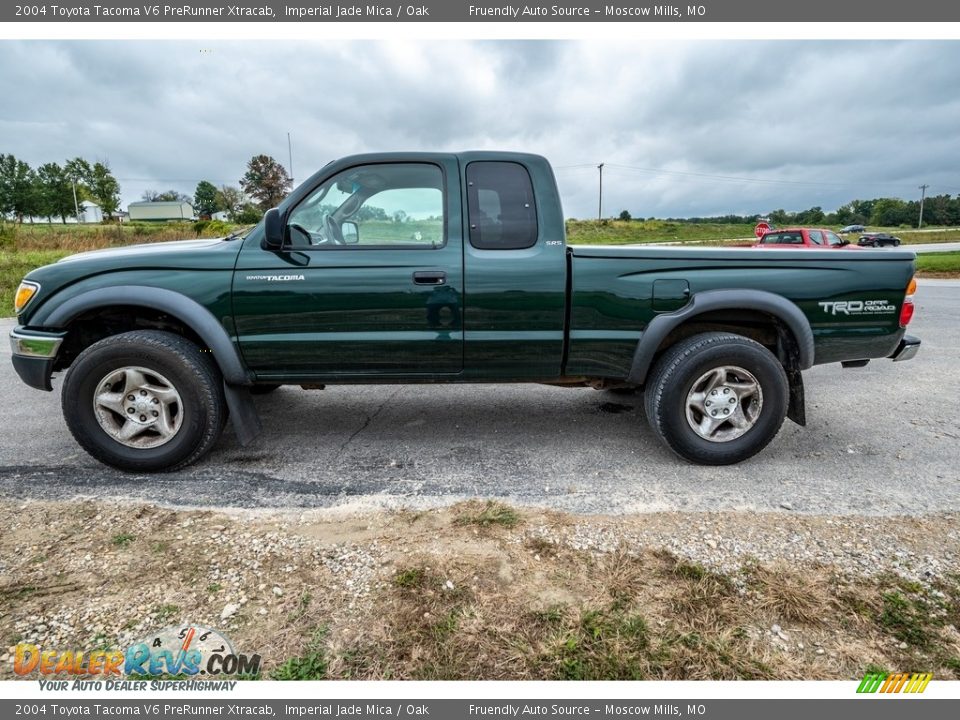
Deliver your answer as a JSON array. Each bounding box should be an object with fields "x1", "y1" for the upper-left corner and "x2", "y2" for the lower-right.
[{"x1": 0, "y1": 280, "x2": 957, "y2": 516}]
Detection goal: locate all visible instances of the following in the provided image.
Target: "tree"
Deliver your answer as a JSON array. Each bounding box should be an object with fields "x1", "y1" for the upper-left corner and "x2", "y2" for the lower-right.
[
  {"x1": 234, "y1": 203, "x2": 264, "y2": 224},
  {"x1": 64, "y1": 157, "x2": 93, "y2": 201},
  {"x1": 89, "y1": 162, "x2": 121, "y2": 219},
  {"x1": 618, "y1": 210, "x2": 632, "y2": 221},
  {"x1": 194, "y1": 180, "x2": 219, "y2": 218},
  {"x1": 215, "y1": 185, "x2": 244, "y2": 220},
  {"x1": 240, "y1": 154, "x2": 291, "y2": 210},
  {"x1": 142, "y1": 189, "x2": 191, "y2": 203},
  {"x1": 0, "y1": 154, "x2": 40, "y2": 223},
  {"x1": 35, "y1": 162, "x2": 75, "y2": 223},
  {"x1": 870, "y1": 198, "x2": 908, "y2": 227}
]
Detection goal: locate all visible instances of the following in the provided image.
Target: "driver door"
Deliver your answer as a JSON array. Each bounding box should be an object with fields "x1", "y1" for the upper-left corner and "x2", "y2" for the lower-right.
[{"x1": 232, "y1": 160, "x2": 464, "y2": 378}]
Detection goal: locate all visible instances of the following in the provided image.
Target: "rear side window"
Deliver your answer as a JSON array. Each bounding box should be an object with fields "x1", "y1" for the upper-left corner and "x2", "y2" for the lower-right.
[
  {"x1": 466, "y1": 161, "x2": 538, "y2": 250},
  {"x1": 761, "y1": 232, "x2": 803, "y2": 245}
]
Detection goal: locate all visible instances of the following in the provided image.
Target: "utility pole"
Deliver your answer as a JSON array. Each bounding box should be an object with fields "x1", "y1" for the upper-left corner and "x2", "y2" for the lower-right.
[
  {"x1": 71, "y1": 180, "x2": 80, "y2": 223},
  {"x1": 287, "y1": 132, "x2": 294, "y2": 186},
  {"x1": 597, "y1": 163, "x2": 604, "y2": 220},
  {"x1": 918, "y1": 184, "x2": 929, "y2": 229}
]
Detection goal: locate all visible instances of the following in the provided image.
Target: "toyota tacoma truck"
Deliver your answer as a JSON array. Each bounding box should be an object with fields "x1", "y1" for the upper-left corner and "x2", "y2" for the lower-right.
[{"x1": 9, "y1": 152, "x2": 921, "y2": 472}]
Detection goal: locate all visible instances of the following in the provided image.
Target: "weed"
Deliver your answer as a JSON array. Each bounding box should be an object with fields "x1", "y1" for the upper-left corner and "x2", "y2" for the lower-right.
[
  {"x1": 454, "y1": 501, "x2": 521, "y2": 529},
  {"x1": 111, "y1": 533, "x2": 135, "y2": 548},
  {"x1": 271, "y1": 628, "x2": 329, "y2": 681},
  {"x1": 393, "y1": 568, "x2": 426, "y2": 589},
  {"x1": 879, "y1": 592, "x2": 932, "y2": 648},
  {"x1": 153, "y1": 604, "x2": 180, "y2": 623}
]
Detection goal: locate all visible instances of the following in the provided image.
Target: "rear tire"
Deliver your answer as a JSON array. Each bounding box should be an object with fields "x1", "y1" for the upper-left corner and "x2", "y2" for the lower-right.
[
  {"x1": 62, "y1": 330, "x2": 226, "y2": 472},
  {"x1": 644, "y1": 332, "x2": 789, "y2": 465}
]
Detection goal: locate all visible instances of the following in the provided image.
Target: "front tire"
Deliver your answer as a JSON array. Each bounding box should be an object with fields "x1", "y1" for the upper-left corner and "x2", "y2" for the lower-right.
[
  {"x1": 62, "y1": 330, "x2": 227, "y2": 472},
  {"x1": 644, "y1": 332, "x2": 789, "y2": 465}
]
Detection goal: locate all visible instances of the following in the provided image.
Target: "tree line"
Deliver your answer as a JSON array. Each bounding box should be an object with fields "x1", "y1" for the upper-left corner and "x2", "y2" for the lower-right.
[
  {"x1": 0, "y1": 154, "x2": 121, "y2": 223},
  {"x1": 0, "y1": 152, "x2": 293, "y2": 225},
  {"x1": 621, "y1": 194, "x2": 960, "y2": 228}
]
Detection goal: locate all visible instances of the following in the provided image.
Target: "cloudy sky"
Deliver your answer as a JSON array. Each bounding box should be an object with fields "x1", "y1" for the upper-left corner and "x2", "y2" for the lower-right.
[{"x1": 2, "y1": 40, "x2": 959, "y2": 218}]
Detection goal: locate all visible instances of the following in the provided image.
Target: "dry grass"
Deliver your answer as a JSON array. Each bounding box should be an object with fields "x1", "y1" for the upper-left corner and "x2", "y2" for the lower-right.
[{"x1": 2, "y1": 499, "x2": 959, "y2": 681}]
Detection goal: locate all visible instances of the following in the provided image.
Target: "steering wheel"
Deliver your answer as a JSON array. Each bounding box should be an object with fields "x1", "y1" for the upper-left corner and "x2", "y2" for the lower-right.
[
  {"x1": 323, "y1": 215, "x2": 345, "y2": 245},
  {"x1": 287, "y1": 222, "x2": 314, "y2": 247}
]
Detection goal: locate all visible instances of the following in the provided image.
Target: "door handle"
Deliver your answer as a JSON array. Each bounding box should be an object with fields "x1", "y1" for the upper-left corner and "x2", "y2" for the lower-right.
[{"x1": 413, "y1": 271, "x2": 446, "y2": 285}]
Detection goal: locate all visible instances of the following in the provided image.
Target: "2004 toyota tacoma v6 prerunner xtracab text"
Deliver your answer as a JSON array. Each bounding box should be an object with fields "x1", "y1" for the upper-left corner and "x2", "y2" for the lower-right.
[{"x1": 9, "y1": 152, "x2": 921, "y2": 472}]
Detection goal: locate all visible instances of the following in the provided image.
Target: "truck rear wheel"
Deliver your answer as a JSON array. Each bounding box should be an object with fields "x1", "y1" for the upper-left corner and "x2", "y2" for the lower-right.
[
  {"x1": 62, "y1": 330, "x2": 227, "y2": 472},
  {"x1": 644, "y1": 332, "x2": 788, "y2": 465}
]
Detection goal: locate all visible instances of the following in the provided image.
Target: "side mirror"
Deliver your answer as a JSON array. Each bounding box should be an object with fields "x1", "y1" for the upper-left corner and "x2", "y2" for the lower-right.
[
  {"x1": 263, "y1": 208, "x2": 284, "y2": 250},
  {"x1": 341, "y1": 221, "x2": 359, "y2": 244}
]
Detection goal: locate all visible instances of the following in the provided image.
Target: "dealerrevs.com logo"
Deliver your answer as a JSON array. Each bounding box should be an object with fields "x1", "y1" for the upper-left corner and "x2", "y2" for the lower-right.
[{"x1": 13, "y1": 625, "x2": 261, "y2": 688}]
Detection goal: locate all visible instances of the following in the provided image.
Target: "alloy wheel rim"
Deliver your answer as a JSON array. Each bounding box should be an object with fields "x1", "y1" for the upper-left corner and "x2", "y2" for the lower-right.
[
  {"x1": 684, "y1": 365, "x2": 763, "y2": 442},
  {"x1": 92, "y1": 366, "x2": 183, "y2": 449}
]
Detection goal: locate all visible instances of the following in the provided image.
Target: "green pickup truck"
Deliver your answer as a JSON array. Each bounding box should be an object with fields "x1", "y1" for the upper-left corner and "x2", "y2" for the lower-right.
[{"x1": 10, "y1": 152, "x2": 920, "y2": 472}]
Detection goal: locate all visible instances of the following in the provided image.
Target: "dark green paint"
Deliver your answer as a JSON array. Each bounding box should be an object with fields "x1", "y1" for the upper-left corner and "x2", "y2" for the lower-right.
[{"x1": 16, "y1": 152, "x2": 917, "y2": 385}]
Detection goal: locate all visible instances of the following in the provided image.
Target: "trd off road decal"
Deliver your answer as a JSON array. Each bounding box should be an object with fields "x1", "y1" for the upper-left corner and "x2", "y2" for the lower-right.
[{"x1": 818, "y1": 299, "x2": 896, "y2": 316}]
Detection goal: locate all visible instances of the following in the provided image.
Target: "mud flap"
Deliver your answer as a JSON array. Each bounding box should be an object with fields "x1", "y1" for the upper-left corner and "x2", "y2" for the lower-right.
[
  {"x1": 223, "y1": 382, "x2": 263, "y2": 446},
  {"x1": 786, "y1": 367, "x2": 806, "y2": 426}
]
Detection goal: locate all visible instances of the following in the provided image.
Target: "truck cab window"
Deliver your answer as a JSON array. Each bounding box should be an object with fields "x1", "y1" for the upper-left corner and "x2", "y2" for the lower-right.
[
  {"x1": 466, "y1": 161, "x2": 538, "y2": 250},
  {"x1": 286, "y1": 163, "x2": 444, "y2": 248}
]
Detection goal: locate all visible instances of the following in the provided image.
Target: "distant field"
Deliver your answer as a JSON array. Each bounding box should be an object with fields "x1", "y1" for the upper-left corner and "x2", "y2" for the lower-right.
[
  {"x1": 566, "y1": 220, "x2": 960, "y2": 246},
  {"x1": 916, "y1": 251, "x2": 960, "y2": 277}
]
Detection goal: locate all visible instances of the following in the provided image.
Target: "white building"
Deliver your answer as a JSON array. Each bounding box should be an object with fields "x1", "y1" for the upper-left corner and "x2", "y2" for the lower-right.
[
  {"x1": 20, "y1": 200, "x2": 102, "y2": 224},
  {"x1": 128, "y1": 201, "x2": 195, "y2": 222}
]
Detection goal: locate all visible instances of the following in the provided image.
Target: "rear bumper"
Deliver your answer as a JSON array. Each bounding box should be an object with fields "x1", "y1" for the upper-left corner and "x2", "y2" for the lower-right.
[
  {"x1": 888, "y1": 334, "x2": 921, "y2": 362},
  {"x1": 9, "y1": 327, "x2": 66, "y2": 391}
]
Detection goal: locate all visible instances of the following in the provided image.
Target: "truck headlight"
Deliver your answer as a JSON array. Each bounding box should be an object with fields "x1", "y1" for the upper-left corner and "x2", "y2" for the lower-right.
[{"x1": 14, "y1": 280, "x2": 40, "y2": 314}]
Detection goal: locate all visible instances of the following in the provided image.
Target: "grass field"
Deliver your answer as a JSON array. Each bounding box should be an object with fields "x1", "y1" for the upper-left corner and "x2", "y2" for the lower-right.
[{"x1": 915, "y1": 251, "x2": 960, "y2": 276}]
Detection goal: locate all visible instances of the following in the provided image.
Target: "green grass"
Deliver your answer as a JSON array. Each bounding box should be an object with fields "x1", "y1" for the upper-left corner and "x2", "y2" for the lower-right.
[
  {"x1": 111, "y1": 533, "x2": 135, "y2": 548},
  {"x1": 1, "y1": 249, "x2": 71, "y2": 314},
  {"x1": 453, "y1": 500, "x2": 521, "y2": 528},
  {"x1": 270, "y1": 628, "x2": 329, "y2": 680},
  {"x1": 566, "y1": 219, "x2": 755, "y2": 246},
  {"x1": 916, "y1": 251, "x2": 960, "y2": 275}
]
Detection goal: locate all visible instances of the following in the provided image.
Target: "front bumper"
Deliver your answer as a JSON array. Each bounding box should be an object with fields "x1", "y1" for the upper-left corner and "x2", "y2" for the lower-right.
[
  {"x1": 9, "y1": 327, "x2": 66, "y2": 391},
  {"x1": 888, "y1": 334, "x2": 921, "y2": 362}
]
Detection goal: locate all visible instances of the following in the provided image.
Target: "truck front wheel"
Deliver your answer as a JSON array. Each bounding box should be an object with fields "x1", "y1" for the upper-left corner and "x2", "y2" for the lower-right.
[
  {"x1": 62, "y1": 330, "x2": 227, "y2": 472},
  {"x1": 644, "y1": 332, "x2": 789, "y2": 465}
]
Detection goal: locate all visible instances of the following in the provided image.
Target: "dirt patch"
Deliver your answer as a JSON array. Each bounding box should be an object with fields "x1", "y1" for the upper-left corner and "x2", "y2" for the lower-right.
[{"x1": 0, "y1": 499, "x2": 958, "y2": 680}]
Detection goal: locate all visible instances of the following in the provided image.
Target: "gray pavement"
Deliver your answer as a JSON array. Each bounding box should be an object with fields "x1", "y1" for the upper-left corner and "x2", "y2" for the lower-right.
[{"x1": 0, "y1": 283, "x2": 956, "y2": 516}]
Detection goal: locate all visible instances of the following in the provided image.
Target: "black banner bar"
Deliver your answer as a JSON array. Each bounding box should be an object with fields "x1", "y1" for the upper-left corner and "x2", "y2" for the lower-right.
[
  {"x1": 1, "y1": 699, "x2": 958, "y2": 719},
  {"x1": 4, "y1": 0, "x2": 960, "y2": 23}
]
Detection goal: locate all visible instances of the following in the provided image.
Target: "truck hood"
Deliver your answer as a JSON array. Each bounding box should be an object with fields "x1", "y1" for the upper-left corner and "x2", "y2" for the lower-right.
[{"x1": 55, "y1": 237, "x2": 238, "y2": 266}]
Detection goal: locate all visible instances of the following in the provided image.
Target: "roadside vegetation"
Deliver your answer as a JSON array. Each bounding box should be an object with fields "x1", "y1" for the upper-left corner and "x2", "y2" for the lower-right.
[
  {"x1": 2, "y1": 499, "x2": 958, "y2": 681},
  {"x1": 915, "y1": 251, "x2": 960, "y2": 276}
]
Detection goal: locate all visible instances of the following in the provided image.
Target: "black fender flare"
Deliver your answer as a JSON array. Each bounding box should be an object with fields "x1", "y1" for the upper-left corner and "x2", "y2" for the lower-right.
[
  {"x1": 40, "y1": 285, "x2": 252, "y2": 386},
  {"x1": 626, "y1": 289, "x2": 815, "y2": 385}
]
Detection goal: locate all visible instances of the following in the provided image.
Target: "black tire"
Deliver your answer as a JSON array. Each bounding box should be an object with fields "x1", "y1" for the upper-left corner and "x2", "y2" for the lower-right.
[
  {"x1": 249, "y1": 384, "x2": 281, "y2": 395},
  {"x1": 893, "y1": 239, "x2": 900, "y2": 247},
  {"x1": 644, "y1": 332, "x2": 789, "y2": 465},
  {"x1": 62, "y1": 330, "x2": 227, "y2": 472}
]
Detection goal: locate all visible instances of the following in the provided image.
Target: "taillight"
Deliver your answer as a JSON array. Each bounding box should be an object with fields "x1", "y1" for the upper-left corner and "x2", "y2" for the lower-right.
[{"x1": 899, "y1": 277, "x2": 916, "y2": 327}]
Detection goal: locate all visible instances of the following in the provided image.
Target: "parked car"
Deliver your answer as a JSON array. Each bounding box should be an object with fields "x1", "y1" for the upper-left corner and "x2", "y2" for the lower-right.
[
  {"x1": 858, "y1": 232, "x2": 902, "y2": 247},
  {"x1": 840, "y1": 224, "x2": 866, "y2": 234},
  {"x1": 10, "y1": 152, "x2": 920, "y2": 470},
  {"x1": 753, "y1": 227, "x2": 858, "y2": 249}
]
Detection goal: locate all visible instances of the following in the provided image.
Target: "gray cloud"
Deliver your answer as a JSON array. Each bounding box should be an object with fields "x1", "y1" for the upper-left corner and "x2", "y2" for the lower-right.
[{"x1": 2, "y1": 40, "x2": 958, "y2": 218}]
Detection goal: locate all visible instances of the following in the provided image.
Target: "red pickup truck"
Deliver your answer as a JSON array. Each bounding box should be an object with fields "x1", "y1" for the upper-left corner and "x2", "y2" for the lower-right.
[{"x1": 754, "y1": 227, "x2": 859, "y2": 249}]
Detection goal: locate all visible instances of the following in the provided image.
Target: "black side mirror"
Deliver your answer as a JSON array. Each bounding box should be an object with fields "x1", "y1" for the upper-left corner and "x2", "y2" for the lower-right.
[
  {"x1": 341, "y1": 221, "x2": 359, "y2": 244},
  {"x1": 263, "y1": 208, "x2": 284, "y2": 250}
]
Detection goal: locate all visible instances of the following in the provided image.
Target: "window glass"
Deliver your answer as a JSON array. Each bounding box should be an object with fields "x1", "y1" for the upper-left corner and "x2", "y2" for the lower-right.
[
  {"x1": 824, "y1": 231, "x2": 844, "y2": 246},
  {"x1": 286, "y1": 163, "x2": 444, "y2": 248},
  {"x1": 808, "y1": 230, "x2": 824, "y2": 245},
  {"x1": 466, "y1": 162, "x2": 538, "y2": 250},
  {"x1": 760, "y1": 232, "x2": 802, "y2": 245}
]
